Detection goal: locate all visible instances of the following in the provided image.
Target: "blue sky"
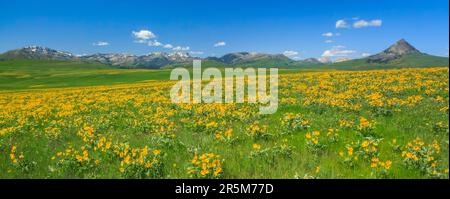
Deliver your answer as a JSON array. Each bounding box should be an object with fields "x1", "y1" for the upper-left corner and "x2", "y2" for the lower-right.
[{"x1": 0, "y1": 0, "x2": 448, "y2": 60}]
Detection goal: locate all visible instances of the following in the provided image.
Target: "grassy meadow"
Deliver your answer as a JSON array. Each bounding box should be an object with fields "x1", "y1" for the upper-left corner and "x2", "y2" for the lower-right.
[
  {"x1": 0, "y1": 60, "x2": 449, "y2": 179},
  {"x1": 0, "y1": 60, "x2": 172, "y2": 90}
]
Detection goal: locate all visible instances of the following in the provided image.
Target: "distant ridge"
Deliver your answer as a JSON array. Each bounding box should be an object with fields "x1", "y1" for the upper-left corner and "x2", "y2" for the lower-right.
[
  {"x1": 0, "y1": 39, "x2": 448, "y2": 69},
  {"x1": 81, "y1": 52, "x2": 195, "y2": 69},
  {"x1": 367, "y1": 39, "x2": 421, "y2": 63},
  {"x1": 0, "y1": 46, "x2": 75, "y2": 61},
  {"x1": 327, "y1": 39, "x2": 449, "y2": 69},
  {"x1": 0, "y1": 47, "x2": 319, "y2": 68}
]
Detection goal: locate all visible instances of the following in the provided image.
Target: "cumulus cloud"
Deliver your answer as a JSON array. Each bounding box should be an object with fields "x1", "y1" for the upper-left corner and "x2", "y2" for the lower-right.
[
  {"x1": 353, "y1": 19, "x2": 382, "y2": 28},
  {"x1": 334, "y1": 57, "x2": 352, "y2": 63},
  {"x1": 321, "y1": 45, "x2": 356, "y2": 57},
  {"x1": 163, "y1": 44, "x2": 173, "y2": 49},
  {"x1": 322, "y1": 50, "x2": 356, "y2": 57},
  {"x1": 336, "y1": 20, "x2": 348, "y2": 28},
  {"x1": 214, "y1": 41, "x2": 226, "y2": 47},
  {"x1": 131, "y1": 29, "x2": 202, "y2": 54},
  {"x1": 132, "y1": 30, "x2": 156, "y2": 40},
  {"x1": 173, "y1": 46, "x2": 190, "y2": 51},
  {"x1": 361, "y1": 53, "x2": 371, "y2": 57},
  {"x1": 147, "y1": 40, "x2": 162, "y2": 47},
  {"x1": 92, "y1": 41, "x2": 109, "y2": 46},
  {"x1": 283, "y1": 50, "x2": 299, "y2": 57},
  {"x1": 333, "y1": 45, "x2": 346, "y2": 49},
  {"x1": 322, "y1": 32, "x2": 334, "y2": 37},
  {"x1": 131, "y1": 30, "x2": 197, "y2": 53}
]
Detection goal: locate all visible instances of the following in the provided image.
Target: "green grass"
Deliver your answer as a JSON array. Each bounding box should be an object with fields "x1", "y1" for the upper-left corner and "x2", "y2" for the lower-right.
[
  {"x1": 0, "y1": 60, "x2": 173, "y2": 90},
  {"x1": 2, "y1": 56, "x2": 446, "y2": 91},
  {"x1": 0, "y1": 59, "x2": 328, "y2": 91},
  {"x1": 1, "y1": 77, "x2": 447, "y2": 179},
  {"x1": 0, "y1": 59, "x2": 448, "y2": 179},
  {"x1": 164, "y1": 59, "x2": 325, "y2": 69},
  {"x1": 322, "y1": 53, "x2": 449, "y2": 70}
]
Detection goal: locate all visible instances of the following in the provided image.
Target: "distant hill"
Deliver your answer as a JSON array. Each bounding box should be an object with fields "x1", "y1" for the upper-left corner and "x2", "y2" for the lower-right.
[
  {"x1": 81, "y1": 52, "x2": 195, "y2": 69},
  {"x1": 212, "y1": 52, "x2": 290, "y2": 65},
  {"x1": 0, "y1": 46, "x2": 75, "y2": 61},
  {"x1": 1, "y1": 39, "x2": 448, "y2": 69},
  {"x1": 170, "y1": 52, "x2": 324, "y2": 68},
  {"x1": 324, "y1": 39, "x2": 449, "y2": 69},
  {"x1": 198, "y1": 52, "x2": 297, "y2": 68},
  {"x1": 0, "y1": 46, "x2": 324, "y2": 69},
  {"x1": 0, "y1": 46, "x2": 197, "y2": 69},
  {"x1": 302, "y1": 58, "x2": 322, "y2": 64}
]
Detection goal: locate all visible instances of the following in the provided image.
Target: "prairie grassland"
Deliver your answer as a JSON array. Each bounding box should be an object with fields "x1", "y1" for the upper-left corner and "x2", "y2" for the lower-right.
[{"x1": 0, "y1": 67, "x2": 448, "y2": 179}]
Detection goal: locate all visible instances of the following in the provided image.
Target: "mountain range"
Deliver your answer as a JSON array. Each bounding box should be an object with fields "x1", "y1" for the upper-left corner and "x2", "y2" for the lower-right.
[
  {"x1": 325, "y1": 39, "x2": 449, "y2": 69},
  {"x1": 0, "y1": 39, "x2": 448, "y2": 69}
]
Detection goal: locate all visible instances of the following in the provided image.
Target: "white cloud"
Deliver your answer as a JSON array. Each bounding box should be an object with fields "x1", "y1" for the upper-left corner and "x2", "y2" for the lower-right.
[
  {"x1": 322, "y1": 32, "x2": 334, "y2": 37},
  {"x1": 321, "y1": 46, "x2": 356, "y2": 57},
  {"x1": 370, "y1": 20, "x2": 383, "y2": 26},
  {"x1": 325, "y1": 40, "x2": 333, "y2": 43},
  {"x1": 361, "y1": 53, "x2": 371, "y2": 57},
  {"x1": 173, "y1": 46, "x2": 190, "y2": 51},
  {"x1": 147, "y1": 40, "x2": 162, "y2": 47},
  {"x1": 353, "y1": 19, "x2": 382, "y2": 28},
  {"x1": 283, "y1": 50, "x2": 299, "y2": 57},
  {"x1": 163, "y1": 44, "x2": 173, "y2": 49},
  {"x1": 333, "y1": 45, "x2": 346, "y2": 49},
  {"x1": 322, "y1": 50, "x2": 356, "y2": 57},
  {"x1": 132, "y1": 30, "x2": 156, "y2": 40},
  {"x1": 214, "y1": 41, "x2": 226, "y2": 47},
  {"x1": 189, "y1": 51, "x2": 204, "y2": 55},
  {"x1": 318, "y1": 57, "x2": 331, "y2": 63},
  {"x1": 331, "y1": 45, "x2": 346, "y2": 49},
  {"x1": 334, "y1": 57, "x2": 352, "y2": 63},
  {"x1": 353, "y1": 20, "x2": 369, "y2": 28},
  {"x1": 92, "y1": 41, "x2": 109, "y2": 46},
  {"x1": 336, "y1": 20, "x2": 348, "y2": 28}
]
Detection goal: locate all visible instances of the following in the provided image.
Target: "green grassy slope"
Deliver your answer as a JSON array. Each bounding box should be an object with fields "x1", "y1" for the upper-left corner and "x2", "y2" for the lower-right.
[
  {"x1": 0, "y1": 59, "x2": 329, "y2": 91},
  {"x1": 320, "y1": 53, "x2": 449, "y2": 70},
  {"x1": 163, "y1": 59, "x2": 324, "y2": 69},
  {"x1": 1, "y1": 53, "x2": 448, "y2": 90},
  {"x1": 162, "y1": 60, "x2": 228, "y2": 69},
  {"x1": 160, "y1": 53, "x2": 449, "y2": 70},
  {"x1": 233, "y1": 59, "x2": 323, "y2": 69},
  {"x1": 0, "y1": 60, "x2": 172, "y2": 90}
]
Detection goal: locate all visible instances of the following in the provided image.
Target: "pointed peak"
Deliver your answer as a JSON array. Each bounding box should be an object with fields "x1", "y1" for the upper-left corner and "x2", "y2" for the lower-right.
[
  {"x1": 393, "y1": 39, "x2": 413, "y2": 48},
  {"x1": 385, "y1": 39, "x2": 421, "y2": 55},
  {"x1": 367, "y1": 39, "x2": 423, "y2": 63},
  {"x1": 397, "y1": 38, "x2": 408, "y2": 43}
]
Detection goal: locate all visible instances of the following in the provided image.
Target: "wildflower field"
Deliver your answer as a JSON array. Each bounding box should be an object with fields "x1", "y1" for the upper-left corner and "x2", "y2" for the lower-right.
[{"x1": 0, "y1": 67, "x2": 448, "y2": 179}]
